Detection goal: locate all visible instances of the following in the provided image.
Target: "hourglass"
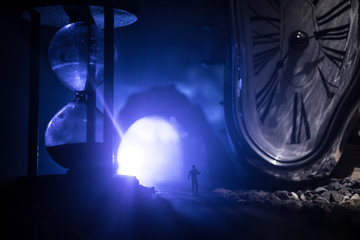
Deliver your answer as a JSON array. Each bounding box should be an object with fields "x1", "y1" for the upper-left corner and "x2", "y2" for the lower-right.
[
  {"x1": 45, "y1": 22, "x2": 112, "y2": 175},
  {"x1": 20, "y1": 1, "x2": 139, "y2": 178}
]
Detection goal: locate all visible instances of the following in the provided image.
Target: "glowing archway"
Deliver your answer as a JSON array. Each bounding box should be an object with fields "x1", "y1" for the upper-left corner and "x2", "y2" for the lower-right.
[{"x1": 116, "y1": 116, "x2": 183, "y2": 187}]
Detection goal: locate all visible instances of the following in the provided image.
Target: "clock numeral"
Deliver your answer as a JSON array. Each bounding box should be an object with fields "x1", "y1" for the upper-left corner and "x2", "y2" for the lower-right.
[
  {"x1": 318, "y1": 67, "x2": 338, "y2": 98},
  {"x1": 252, "y1": 31, "x2": 280, "y2": 45},
  {"x1": 315, "y1": 23, "x2": 349, "y2": 41},
  {"x1": 249, "y1": 4, "x2": 280, "y2": 29},
  {"x1": 290, "y1": 93, "x2": 311, "y2": 144},
  {"x1": 269, "y1": 0, "x2": 281, "y2": 13},
  {"x1": 256, "y1": 70, "x2": 279, "y2": 122},
  {"x1": 317, "y1": 0, "x2": 351, "y2": 26},
  {"x1": 322, "y1": 46, "x2": 345, "y2": 68},
  {"x1": 253, "y1": 46, "x2": 280, "y2": 75}
]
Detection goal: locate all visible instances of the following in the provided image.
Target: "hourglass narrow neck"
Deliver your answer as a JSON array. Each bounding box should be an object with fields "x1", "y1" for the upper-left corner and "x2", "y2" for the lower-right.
[
  {"x1": 75, "y1": 91, "x2": 87, "y2": 102},
  {"x1": 74, "y1": 90, "x2": 96, "y2": 143}
]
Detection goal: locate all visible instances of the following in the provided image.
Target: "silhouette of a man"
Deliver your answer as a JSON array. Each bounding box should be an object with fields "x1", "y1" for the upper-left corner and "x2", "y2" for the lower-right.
[{"x1": 188, "y1": 165, "x2": 200, "y2": 196}]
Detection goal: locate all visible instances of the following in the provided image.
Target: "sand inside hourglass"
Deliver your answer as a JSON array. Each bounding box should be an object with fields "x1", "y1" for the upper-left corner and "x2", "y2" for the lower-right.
[{"x1": 46, "y1": 142, "x2": 108, "y2": 172}]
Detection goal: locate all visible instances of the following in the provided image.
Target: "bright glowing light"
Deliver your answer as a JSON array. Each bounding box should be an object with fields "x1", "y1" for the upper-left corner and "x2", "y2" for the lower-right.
[{"x1": 116, "y1": 116, "x2": 183, "y2": 187}]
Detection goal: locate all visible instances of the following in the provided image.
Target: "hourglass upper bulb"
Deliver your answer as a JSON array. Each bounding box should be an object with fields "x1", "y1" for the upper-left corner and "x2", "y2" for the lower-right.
[{"x1": 48, "y1": 22, "x2": 117, "y2": 92}]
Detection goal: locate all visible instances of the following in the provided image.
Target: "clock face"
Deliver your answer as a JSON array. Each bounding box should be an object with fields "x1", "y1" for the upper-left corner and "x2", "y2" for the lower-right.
[{"x1": 231, "y1": 0, "x2": 360, "y2": 165}]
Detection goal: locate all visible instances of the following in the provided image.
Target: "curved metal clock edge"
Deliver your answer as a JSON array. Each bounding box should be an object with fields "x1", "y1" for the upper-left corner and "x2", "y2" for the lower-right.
[{"x1": 223, "y1": 0, "x2": 360, "y2": 181}]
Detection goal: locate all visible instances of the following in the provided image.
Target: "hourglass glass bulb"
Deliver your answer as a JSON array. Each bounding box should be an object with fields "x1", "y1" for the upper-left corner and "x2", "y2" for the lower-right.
[
  {"x1": 48, "y1": 22, "x2": 116, "y2": 92},
  {"x1": 45, "y1": 100, "x2": 104, "y2": 170}
]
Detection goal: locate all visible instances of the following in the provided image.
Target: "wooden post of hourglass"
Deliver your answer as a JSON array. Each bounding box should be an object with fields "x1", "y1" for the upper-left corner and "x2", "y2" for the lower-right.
[
  {"x1": 27, "y1": 9, "x2": 40, "y2": 177},
  {"x1": 104, "y1": 1, "x2": 114, "y2": 176},
  {"x1": 85, "y1": 24, "x2": 96, "y2": 144}
]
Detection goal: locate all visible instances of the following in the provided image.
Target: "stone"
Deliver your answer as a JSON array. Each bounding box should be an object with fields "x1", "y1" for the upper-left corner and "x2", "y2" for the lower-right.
[
  {"x1": 314, "y1": 187, "x2": 327, "y2": 194},
  {"x1": 313, "y1": 196, "x2": 330, "y2": 204},
  {"x1": 339, "y1": 196, "x2": 350, "y2": 205},
  {"x1": 330, "y1": 181, "x2": 342, "y2": 191},
  {"x1": 299, "y1": 193, "x2": 306, "y2": 201},
  {"x1": 350, "y1": 193, "x2": 360, "y2": 201},
  {"x1": 338, "y1": 187, "x2": 352, "y2": 196},
  {"x1": 289, "y1": 192, "x2": 299, "y2": 201},
  {"x1": 320, "y1": 191, "x2": 344, "y2": 204},
  {"x1": 214, "y1": 177, "x2": 360, "y2": 208},
  {"x1": 247, "y1": 190, "x2": 263, "y2": 202},
  {"x1": 275, "y1": 190, "x2": 289, "y2": 200},
  {"x1": 330, "y1": 192, "x2": 345, "y2": 203},
  {"x1": 345, "y1": 197, "x2": 360, "y2": 206},
  {"x1": 270, "y1": 192, "x2": 282, "y2": 202},
  {"x1": 341, "y1": 177, "x2": 352, "y2": 184},
  {"x1": 304, "y1": 190, "x2": 314, "y2": 199},
  {"x1": 320, "y1": 191, "x2": 332, "y2": 202},
  {"x1": 258, "y1": 190, "x2": 270, "y2": 197}
]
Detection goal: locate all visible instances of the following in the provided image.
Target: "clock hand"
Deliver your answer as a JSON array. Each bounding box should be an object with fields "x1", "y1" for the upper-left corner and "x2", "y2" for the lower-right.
[
  {"x1": 272, "y1": 43, "x2": 293, "y2": 73},
  {"x1": 270, "y1": 30, "x2": 310, "y2": 77},
  {"x1": 255, "y1": 45, "x2": 294, "y2": 122},
  {"x1": 256, "y1": 31, "x2": 303, "y2": 122}
]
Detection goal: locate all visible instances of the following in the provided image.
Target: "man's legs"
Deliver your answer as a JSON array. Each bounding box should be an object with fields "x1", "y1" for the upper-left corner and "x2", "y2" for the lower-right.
[{"x1": 195, "y1": 181, "x2": 198, "y2": 196}]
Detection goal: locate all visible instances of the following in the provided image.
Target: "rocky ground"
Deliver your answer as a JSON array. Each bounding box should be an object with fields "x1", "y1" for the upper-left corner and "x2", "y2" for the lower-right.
[
  {"x1": 157, "y1": 177, "x2": 360, "y2": 240},
  {"x1": 2, "y1": 176, "x2": 360, "y2": 239},
  {"x1": 213, "y1": 177, "x2": 360, "y2": 207}
]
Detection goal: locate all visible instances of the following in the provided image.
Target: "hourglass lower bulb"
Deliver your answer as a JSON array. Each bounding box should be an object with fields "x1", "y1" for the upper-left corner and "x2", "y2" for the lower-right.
[{"x1": 45, "y1": 99, "x2": 105, "y2": 170}]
